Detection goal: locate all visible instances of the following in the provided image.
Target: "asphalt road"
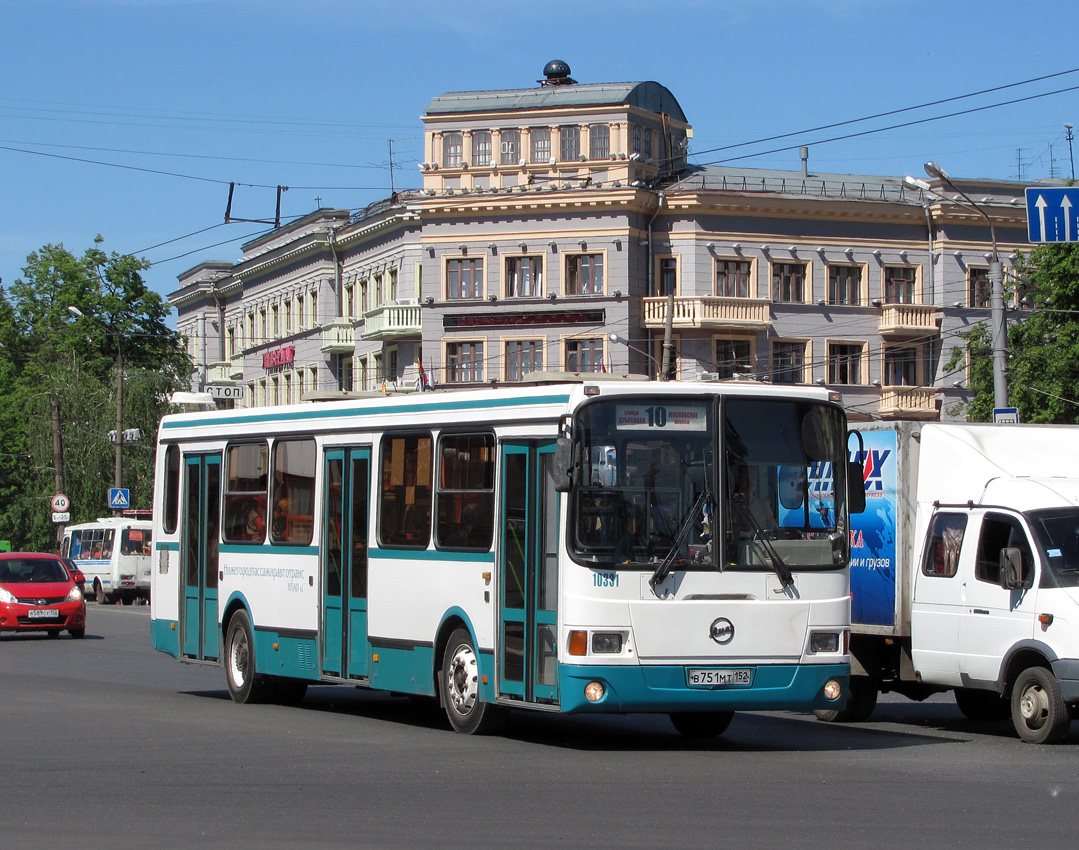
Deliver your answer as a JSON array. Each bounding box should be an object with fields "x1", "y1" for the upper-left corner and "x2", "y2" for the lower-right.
[{"x1": 2, "y1": 605, "x2": 1078, "y2": 850}]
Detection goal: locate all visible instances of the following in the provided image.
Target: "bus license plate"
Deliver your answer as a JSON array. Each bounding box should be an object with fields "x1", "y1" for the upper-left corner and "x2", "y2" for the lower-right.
[
  {"x1": 28, "y1": 608, "x2": 57, "y2": 619},
  {"x1": 687, "y1": 668, "x2": 751, "y2": 687}
]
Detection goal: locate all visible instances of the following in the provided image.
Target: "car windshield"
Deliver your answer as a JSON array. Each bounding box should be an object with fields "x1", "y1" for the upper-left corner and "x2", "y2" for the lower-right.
[
  {"x1": 1028, "y1": 509, "x2": 1079, "y2": 589},
  {"x1": 0, "y1": 558, "x2": 70, "y2": 584}
]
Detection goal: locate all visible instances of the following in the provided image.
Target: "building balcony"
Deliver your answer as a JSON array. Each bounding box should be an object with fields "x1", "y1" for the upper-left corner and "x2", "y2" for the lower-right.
[
  {"x1": 360, "y1": 301, "x2": 422, "y2": 341},
  {"x1": 878, "y1": 385, "x2": 940, "y2": 419},
  {"x1": 641, "y1": 296, "x2": 771, "y2": 331},
  {"x1": 878, "y1": 303, "x2": 939, "y2": 337},
  {"x1": 229, "y1": 355, "x2": 244, "y2": 381},
  {"x1": 206, "y1": 361, "x2": 232, "y2": 384},
  {"x1": 320, "y1": 320, "x2": 356, "y2": 354}
]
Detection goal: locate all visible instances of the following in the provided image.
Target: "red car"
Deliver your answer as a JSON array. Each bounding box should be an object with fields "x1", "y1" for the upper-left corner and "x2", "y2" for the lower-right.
[
  {"x1": 62, "y1": 558, "x2": 87, "y2": 595},
  {"x1": 0, "y1": 552, "x2": 87, "y2": 639}
]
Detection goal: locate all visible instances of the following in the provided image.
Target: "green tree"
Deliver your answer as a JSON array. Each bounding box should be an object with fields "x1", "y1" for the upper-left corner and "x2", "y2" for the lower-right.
[
  {"x1": 0, "y1": 238, "x2": 191, "y2": 551},
  {"x1": 947, "y1": 243, "x2": 1079, "y2": 423}
]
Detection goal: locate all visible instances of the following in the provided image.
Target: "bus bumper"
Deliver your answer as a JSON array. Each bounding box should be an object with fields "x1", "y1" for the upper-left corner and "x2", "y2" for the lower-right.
[{"x1": 556, "y1": 662, "x2": 849, "y2": 714}]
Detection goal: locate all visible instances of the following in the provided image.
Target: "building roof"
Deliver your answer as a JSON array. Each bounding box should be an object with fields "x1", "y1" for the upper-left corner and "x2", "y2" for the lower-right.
[{"x1": 424, "y1": 81, "x2": 687, "y2": 123}]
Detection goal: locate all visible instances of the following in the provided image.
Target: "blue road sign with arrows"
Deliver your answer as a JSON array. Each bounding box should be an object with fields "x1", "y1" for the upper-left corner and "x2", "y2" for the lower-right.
[{"x1": 1026, "y1": 187, "x2": 1079, "y2": 243}]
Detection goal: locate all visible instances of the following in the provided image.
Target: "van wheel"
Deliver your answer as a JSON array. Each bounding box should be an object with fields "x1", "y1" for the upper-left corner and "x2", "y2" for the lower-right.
[
  {"x1": 1012, "y1": 666, "x2": 1070, "y2": 744},
  {"x1": 441, "y1": 628, "x2": 504, "y2": 734},
  {"x1": 815, "y1": 676, "x2": 878, "y2": 722},
  {"x1": 955, "y1": 687, "x2": 1008, "y2": 721},
  {"x1": 95, "y1": 581, "x2": 110, "y2": 605},
  {"x1": 669, "y1": 711, "x2": 734, "y2": 738},
  {"x1": 225, "y1": 610, "x2": 275, "y2": 704}
]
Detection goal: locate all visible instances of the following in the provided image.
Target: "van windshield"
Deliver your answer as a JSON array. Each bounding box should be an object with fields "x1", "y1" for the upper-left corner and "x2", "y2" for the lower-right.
[{"x1": 1028, "y1": 509, "x2": 1079, "y2": 588}]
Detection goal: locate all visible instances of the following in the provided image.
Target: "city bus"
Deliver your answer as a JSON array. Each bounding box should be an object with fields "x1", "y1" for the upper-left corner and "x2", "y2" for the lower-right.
[
  {"x1": 62, "y1": 516, "x2": 153, "y2": 604},
  {"x1": 149, "y1": 376, "x2": 858, "y2": 736}
]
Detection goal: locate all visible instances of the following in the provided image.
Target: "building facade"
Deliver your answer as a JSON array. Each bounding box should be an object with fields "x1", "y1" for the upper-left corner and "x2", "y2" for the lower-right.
[{"x1": 172, "y1": 61, "x2": 1040, "y2": 422}]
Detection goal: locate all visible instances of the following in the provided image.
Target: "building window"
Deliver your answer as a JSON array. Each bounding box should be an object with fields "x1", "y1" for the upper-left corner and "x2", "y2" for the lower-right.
[
  {"x1": 259, "y1": 308, "x2": 267, "y2": 341},
  {"x1": 443, "y1": 133, "x2": 462, "y2": 167},
  {"x1": 715, "y1": 338, "x2": 753, "y2": 380},
  {"x1": 565, "y1": 254, "x2": 603, "y2": 295},
  {"x1": 501, "y1": 129, "x2": 520, "y2": 165},
  {"x1": 883, "y1": 343, "x2": 929, "y2": 386},
  {"x1": 643, "y1": 129, "x2": 652, "y2": 162},
  {"x1": 632, "y1": 125, "x2": 642, "y2": 155},
  {"x1": 885, "y1": 266, "x2": 916, "y2": 304},
  {"x1": 589, "y1": 124, "x2": 610, "y2": 159},
  {"x1": 344, "y1": 284, "x2": 354, "y2": 319},
  {"x1": 227, "y1": 327, "x2": 236, "y2": 358},
  {"x1": 969, "y1": 267, "x2": 991, "y2": 308},
  {"x1": 388, "y1": 267, "x2": 398, "y2": 302},
  {"x1": 828, "y1": 343, "x2": 863, "y2": 385},
  {"x1": 560, "y1": 126, "x2": 580, "y2": 161},
  {"x1": 505, "y1": 339, "x2": 543, "y2": 381},
  {"x1": 566, "y1": 338, "x2": 604, "y2": 373},
  {"x1": 446, "y1": 342, "x2": 483, "y2": 383},
  {"x1": 530, "y1": 128, "x2": 551, "y2": 163},
  {"x1": 309, "y1": 292, "x2": 318, "y2": 327},
  {"x1": 828, "y1": 265, "x2": 861, "y2": 306},
  {"x1": 772, "y1": 341, "x2": 805, "y2": 384},
  {"x1": 472, "y1": 131, "x2": 492, "y2": 167},
  {"x1": 296, "y1": 295, "x2": 305, "y2": 330},
  {"x1": 657, "y1": 257, "x2": 677, "y2": 296},
  {"x1": 447, "y1": 258, "x2": 483, "y2": 299},
  {"x1": 772, "y1": 262, "x2": 806, "y2": 303},
  {"x1": 335, "y1": 354, "x2": 353, "y2": 392},
  {"x1": 374, "y1": 273, "x2": 384, "y2": 307},
  {"x1": 505, "y1": 256, "x2": 543, "y2": 298},
  {"x1": 716, "y1": 259, "x2": 751, "y2": 298}
]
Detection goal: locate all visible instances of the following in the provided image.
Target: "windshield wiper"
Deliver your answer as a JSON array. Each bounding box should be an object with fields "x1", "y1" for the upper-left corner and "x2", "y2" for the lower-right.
[
  {"x1": 732, "y1": 496, "x2": 794, "y2": 589},
  {"x1": 649, "y1": 488, "x2": 711, "y2": 593}
]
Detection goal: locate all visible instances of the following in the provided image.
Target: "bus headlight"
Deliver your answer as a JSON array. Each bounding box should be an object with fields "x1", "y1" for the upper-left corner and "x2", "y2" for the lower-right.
[
  {"x1": 823, "y1": 679, "x2": 843, "y2": 701},
  {"x1": 591, "y1": 632, "x2": 623, "y2": 654},
  {"x1": 584, "y1": 681, "x2": 606, "y2": 702},
  {"x1": 809, "y1": 631, "x2": 839, "y2": 653}
]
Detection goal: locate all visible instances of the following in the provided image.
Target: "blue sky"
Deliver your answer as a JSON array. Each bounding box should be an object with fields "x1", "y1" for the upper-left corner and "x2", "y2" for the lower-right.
[{"x1": 1, "y1": 0, "x2": 1077, "y2": 309}]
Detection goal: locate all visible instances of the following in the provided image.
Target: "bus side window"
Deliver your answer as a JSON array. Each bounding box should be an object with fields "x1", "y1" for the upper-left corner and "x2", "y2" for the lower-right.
[
  {"x1": 162, "y1": 444, "x2": 180, "y2": 534},
  {"x1": 270, "y1": 438, "x2": 316, "y2": 545},
  {"x1": 223, "y1": 442, "x2": 269, "y2": 543},
  {"x1": 379, "y1": 433, "x2": 433, "y2": 548}
]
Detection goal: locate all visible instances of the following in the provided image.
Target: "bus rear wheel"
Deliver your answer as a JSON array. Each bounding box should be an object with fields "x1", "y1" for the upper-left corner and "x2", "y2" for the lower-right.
[
  {"x1": 225, "y1": 610, "x2": 275, "y2": 704},
  {"x1": 441, "y1": 628, "x2": 504, "y2": 735},
  {"x1": 668, "y1": 711, "x2": 734, "y2": 738},
  {"x1": 94, "y1": 581, "x2": 110, "y2": 605}
]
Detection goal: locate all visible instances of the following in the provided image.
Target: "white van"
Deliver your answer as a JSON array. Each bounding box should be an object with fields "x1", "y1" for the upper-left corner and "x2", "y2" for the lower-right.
[{"x1": 61, "y1": 517, "x2": 153, "y2": 604}]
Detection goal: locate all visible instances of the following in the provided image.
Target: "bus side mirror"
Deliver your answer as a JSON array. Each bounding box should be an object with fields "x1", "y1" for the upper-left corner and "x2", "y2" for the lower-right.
[
  {"x1": 553, "y1": 438, "x2": 573, "y2": 493},
  {"x1": 1000, "y1": 547, "x2": 1031, "y2": 590},
  {"x1": 848, "y1": 462, "x2": 866, "y2": 514}
]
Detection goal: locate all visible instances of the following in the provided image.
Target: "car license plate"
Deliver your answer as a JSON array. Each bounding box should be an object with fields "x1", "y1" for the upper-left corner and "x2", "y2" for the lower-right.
[
  {"x1": 687, "y1": 668, "x2": 752, "y2": 687},
  {"x1": 28, "y1": 608, "x2": 57, "y2": 619}
]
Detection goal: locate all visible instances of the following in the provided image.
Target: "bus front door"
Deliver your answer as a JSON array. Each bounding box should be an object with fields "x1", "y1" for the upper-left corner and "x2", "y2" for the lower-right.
[
  {"x1": 499, "y1": 441, "x2": 559, "y2": 705},
  {"x1": 321, "y1": 447, "x2": 371, "y2": 679},
  {"x1": 181, "y1": 453, "x2": 221, "y2": 661}
]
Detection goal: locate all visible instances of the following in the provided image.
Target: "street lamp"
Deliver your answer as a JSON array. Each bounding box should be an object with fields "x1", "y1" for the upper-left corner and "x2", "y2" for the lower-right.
[
  {"x1": 608, "y1": 333, "x2": 658, "y2": 377},
  {"x1": 68, "y1": 306, "x2": 125, "y2": 502},
  {"x1": 922, "y1": 162, "x2": 1008, "y2": 412}
]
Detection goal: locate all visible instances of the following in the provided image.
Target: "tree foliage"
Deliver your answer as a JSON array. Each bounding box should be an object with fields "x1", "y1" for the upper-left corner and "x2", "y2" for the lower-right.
[
  {"x1": 948, "y1": 243, "x2": 1079, "y2": 423},
  {"x1": 0, "y1": 238, "x2": 191, "y2": 551}
]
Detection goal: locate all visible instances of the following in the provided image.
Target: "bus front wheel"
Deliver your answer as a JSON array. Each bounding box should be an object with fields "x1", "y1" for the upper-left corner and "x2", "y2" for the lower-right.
[
  {"x1": 668, "y1": 711, "x2": 734, "y2": 738},
  {"x1": 441, "y1": 628, "x2": 504, "y2": 735},
  {"x1": 225, "y1": 610, "x2": 275, "y2": 704}
]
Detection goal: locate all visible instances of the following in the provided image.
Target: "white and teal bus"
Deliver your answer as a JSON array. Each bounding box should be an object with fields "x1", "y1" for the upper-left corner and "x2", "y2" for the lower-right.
[
  {"x1": 62, "y1": 516, "x2": 154, "y2": 604},
  {"x1": 150, "y1": 376, "x2": 858, "y2": 736}
]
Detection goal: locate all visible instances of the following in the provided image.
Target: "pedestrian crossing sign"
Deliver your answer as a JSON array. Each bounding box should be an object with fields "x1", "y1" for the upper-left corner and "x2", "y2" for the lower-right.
[{"x1": 108, "y1": 488, "x2": 130, "y2": 509}]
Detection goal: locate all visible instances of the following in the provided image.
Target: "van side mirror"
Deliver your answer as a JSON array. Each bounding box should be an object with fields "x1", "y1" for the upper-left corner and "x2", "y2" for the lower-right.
[
  {"x1": 999, "y1": 547, "x2": 1031, "y2": 590},
  {"x1": 848, "y1": 461, "x2": 866, "y2": 514},
  {"x1": 553, "y1": 437, "x2": 573, "y2": 493}
]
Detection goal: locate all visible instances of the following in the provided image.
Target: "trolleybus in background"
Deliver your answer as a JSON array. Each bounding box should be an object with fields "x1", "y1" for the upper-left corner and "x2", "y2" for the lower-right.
[
  {"x1": 62, "y1": 516, "x2": 153, "y2": 604},
  {"x1": 149, "y1": 376, "x2": 860, "y2": 736}
]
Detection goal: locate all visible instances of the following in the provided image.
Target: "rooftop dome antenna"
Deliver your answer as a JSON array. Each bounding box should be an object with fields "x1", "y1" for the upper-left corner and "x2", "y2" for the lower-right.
[{"x1": 540, "y1": 59, "x2": 576, "y2": 86}]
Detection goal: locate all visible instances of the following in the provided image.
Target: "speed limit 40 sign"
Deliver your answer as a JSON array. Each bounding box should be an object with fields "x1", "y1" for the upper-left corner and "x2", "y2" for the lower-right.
[{"x1": 51, "y1": 493, "x2": 70, "y2": 512}]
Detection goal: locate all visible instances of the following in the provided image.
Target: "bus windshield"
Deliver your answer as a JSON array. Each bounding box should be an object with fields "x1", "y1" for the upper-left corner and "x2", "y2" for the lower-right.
[{"x1": 568, "y1": 396, "x2": 848, "y2": 572}]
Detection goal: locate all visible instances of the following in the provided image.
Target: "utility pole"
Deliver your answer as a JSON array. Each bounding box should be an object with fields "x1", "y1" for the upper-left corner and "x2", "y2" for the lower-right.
[{"x1": 1067, "y1": 123, "x2": 1075, "y2": 181}]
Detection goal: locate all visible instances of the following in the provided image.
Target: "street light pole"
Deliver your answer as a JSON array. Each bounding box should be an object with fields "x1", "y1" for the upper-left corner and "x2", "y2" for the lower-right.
[
  {"x1": 608, "y1": 333, "x2": 659, "y2": 377},
  {"x1": 923, "y1": 162, "x2": 1008, "y2": 412},
  {"x1": 68, "y1": 306, "x2": 124, "y2": 503}
]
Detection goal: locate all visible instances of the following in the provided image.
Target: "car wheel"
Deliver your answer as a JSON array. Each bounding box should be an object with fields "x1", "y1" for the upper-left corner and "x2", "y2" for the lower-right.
[
  {"x1": 668, "y1": 711, "x2": 735, "y2": 738},
  {"x1": 1012, "y1": 666, "x2": 1071, "y2": 744},
  {"x1": 441, "y1": 628, "x2": 504, "y2": 734},
  {"x1": 69, "y1": 628, "x2": 85, "y2": 639},
  {"x1": 47, "y1": 629, "x2": 61, "y2": 638},
  {"x1": 224, "y1": 610, "x2": 275, "y2": 704}
]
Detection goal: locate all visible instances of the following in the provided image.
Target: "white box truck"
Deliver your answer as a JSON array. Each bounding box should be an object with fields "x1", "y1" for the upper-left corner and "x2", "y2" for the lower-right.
[{"x1": 822, "y1": 421, "x2": 1079, "y2": 743}]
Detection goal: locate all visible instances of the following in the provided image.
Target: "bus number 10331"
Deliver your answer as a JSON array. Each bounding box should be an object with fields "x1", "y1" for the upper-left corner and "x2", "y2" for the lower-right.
[{"x1": 593, "y1": 571, "x2": 619, "y2": 588}]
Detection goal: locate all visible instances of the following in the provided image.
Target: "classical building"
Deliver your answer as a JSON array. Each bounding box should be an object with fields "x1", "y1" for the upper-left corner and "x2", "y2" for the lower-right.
[{"x1": 171, "y1": 60, "x2": 1040, "y2": 421}]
